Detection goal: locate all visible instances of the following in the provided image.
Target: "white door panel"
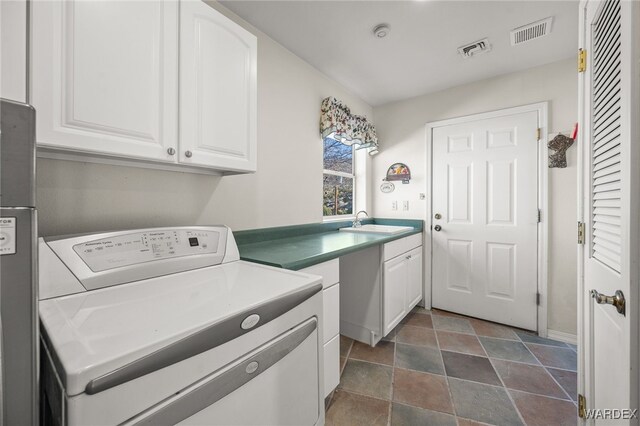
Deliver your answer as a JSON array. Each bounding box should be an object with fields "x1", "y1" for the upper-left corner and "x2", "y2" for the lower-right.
[
  {"x1": 432, "y1": 111, "x2": 539, "y2": 330},
  {"x1": 580, "y1": 0, "x2": 637, "y2": 422},
  {"x1": 31, "y1": 0, "x2": 179, "y2": 161}
]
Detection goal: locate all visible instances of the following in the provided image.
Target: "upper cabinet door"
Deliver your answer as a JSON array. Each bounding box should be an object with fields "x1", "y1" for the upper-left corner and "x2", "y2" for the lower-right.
[
  {"x1": 31, "y1": 1, "x2": 179, "y2": 162},
  {"x1": 179, "y1": 1, "x2": 257, "y2": 172}
]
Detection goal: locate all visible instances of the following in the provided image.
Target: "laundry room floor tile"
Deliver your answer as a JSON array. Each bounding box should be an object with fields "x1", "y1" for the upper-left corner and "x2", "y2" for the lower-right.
[
  {"x1": 349, "y1": 340, "x2": 395, "y2": 366},
  {"x1": 509, "y1": 389, "x2": 578, "y2": 426},
  {"x1": 400, "y1": 312, "x2": 433, "y2": 328},
  {"x1": 393, "y1": 368, "x2": 454, "y2": 413},
  {"x1": 448, "y1": 378, "x2": 523, "y2": 425},
  {"x1": 330, "y1": 310, "x2": 577, "y2": 426},
  {"x1": 325, "y1": 390, "x2": 390, "y2": 426},
  {"x1": 436, "y1": 330, "x2": 486, "y2": 356},
  {"x1": 395, "y1": 325, "x2": 438, "y2": 347},
  {"x1": 515, "y1": 331, "x2": 570, "y2": 348},
  {"x1": 390, "y1": 402, "x2": 457, "y2": 426},
  {"x1": 432, "y1": 315, "x2": 475, "y2": 334},
  {"x1": 492, "y1": 359, "x2": 568, "y2": 399},
  {"x1": 441, "y1": 351, "x2": 502, "y2": 386},
  {"x1": 525, "y1": 343, "x2": 578, "y2": 371},
  {"x1": 338, "y1": 359, "x2": 393, "y2": 400},
  {"x1": 395, "y1": 343, "x2": 445, "y2": 375},
  {"x1": 479, "y1": 336, "x2": 540, "y2": 364},
  {"x1": 546, "y1": 367, "x2": 578, "y2": 401},
  {"x1": 470, "y1": 318, "x2": 519, "y2": 340}
]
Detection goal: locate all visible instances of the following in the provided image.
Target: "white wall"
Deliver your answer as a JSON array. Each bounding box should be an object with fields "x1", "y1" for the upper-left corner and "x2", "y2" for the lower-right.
[
  {"x1": 36, "y1": 1, "x2": 372, "y2": 237},
  {"x1": 371, "y1": 58, "x2": 578, "y2": 335}
]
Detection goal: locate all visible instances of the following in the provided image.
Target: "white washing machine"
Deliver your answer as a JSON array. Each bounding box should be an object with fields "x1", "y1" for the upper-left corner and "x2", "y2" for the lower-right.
[{"x1": 38, "y1": 226, "x2": 324, "y2": 425}]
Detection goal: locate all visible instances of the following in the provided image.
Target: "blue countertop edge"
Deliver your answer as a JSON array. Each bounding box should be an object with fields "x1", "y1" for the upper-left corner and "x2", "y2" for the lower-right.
[{"x1": 234, "y1": 218, "x2": 424, "y2": 270}]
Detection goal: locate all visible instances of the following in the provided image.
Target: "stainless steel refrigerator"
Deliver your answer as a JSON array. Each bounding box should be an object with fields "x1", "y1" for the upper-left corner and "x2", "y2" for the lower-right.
[{"x1": 0, "y1": 98, "x2": 39, "y2": 425}]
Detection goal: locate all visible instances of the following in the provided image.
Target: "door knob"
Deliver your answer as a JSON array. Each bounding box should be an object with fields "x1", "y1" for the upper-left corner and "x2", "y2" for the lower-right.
[
  {"x1": 434, "y1": 213, "x2": 442, "y2": 220},
  {"x1": 185, "y1": 150, "x2": 193, "y2": 158},
  {"x1": 591, "y1": 289, "x2": 626, "y2": 315},
  {"x1": 434, "y1": 225, "x2": 442, "y2": 232}
]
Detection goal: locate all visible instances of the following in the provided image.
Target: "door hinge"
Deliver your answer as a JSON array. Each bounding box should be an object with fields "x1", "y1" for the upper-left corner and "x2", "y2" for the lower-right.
[
  {"x1": 578, "y1": 49, "x2": 587, "y2": 73},
  {"x1": 536, "y1": 128, "x2": 541, "y2": 141},
  {"x1": 536, "y1": 292, "x2": 541, "y2": 306},
  {"x1": 537, "y1": 209, "x2": 542, "y2": 223},
  {"x1": 578, "y1": 221, "x2": 586, "y2": 245},
  {"x1": 578, "y1": 394, "x2": 587, "y2": 418}
]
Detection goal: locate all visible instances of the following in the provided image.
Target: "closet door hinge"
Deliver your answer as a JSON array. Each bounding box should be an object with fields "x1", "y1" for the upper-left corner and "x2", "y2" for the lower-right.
[
  {"x1": 536, "y1": 292, "x2": 541, "y2": 306},
  {"x1": 536, "y1": 128, "x2": 541, "y2": 141},
  {"x1": 537, "y1": 209, "x2": 542, "y2": 223},
  {"x1": 578, "y1": 222, "x2": 586, "y2": 245},
  {"x1": 578, "y1": 49, "x2": 587, "y2": 73},
  {"x1": 578, "y1": 394, "x2": 587, "y2": 418}
]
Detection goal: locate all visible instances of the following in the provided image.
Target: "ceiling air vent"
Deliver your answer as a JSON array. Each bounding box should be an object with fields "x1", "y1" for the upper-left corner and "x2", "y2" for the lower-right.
[
  {"x1": 510, "y1": 17, "x2": 553, "y2": 46},
  {"x1": 457, "y1": 38, "x2": 492, "y2": 59}
]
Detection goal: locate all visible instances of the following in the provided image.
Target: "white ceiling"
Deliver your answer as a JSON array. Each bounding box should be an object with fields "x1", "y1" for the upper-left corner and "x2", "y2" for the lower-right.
[{"x1": 220, "y1": 0, "x2": 579, "y2": 106}]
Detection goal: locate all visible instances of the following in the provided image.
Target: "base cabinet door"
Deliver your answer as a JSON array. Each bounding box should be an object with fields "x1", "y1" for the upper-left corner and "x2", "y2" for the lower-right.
[
  {"x1": 406, "y1": 247, "x2": 423, "y2": 309},
  {"x1": 323, "y1": 335, "x2": 340, "y2": 398},
  {"x1": 179, "y1": 0, "x2": 257, "y2": 172},
  {"x1": 31, "y1": 0, "x2": 179, "y2": 162},
  {"x1": 383, "y1": 255, "x2": 407, "y2": 336}
]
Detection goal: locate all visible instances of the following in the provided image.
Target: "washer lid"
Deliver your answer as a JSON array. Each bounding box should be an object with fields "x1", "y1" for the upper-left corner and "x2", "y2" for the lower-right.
[{"x1": 39, "y1": 261, "x2": 321, "y2": 396}]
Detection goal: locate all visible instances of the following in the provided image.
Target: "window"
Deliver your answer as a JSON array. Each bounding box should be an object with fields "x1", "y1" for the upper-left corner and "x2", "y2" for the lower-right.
[{"x1": 323, "y1": 140, "x2": 354, "y2": 217}]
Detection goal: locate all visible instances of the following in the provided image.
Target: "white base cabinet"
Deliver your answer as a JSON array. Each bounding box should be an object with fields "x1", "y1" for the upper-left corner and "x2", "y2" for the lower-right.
[
  {"x1": 341, "y1": 234, "x2": 423, "y2": 346},
  {"x1": 30, "y1": 0, "x2": 256, "y2": 175},
  {"x1": 299, "y1": 259, "x2": 340, "y2": 398},
  {"x1": 383, "y1": 246, "x2": 423, "y2": 336}
]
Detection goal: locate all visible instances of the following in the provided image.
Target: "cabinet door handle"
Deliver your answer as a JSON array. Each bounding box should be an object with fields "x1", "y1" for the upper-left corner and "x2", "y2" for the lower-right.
[
  {"x1": 167, "y1": 147, "x2": 176, "y2": 156},
  {"x1": 185, "y1": 150, "x2": 193, "y2": 158}
]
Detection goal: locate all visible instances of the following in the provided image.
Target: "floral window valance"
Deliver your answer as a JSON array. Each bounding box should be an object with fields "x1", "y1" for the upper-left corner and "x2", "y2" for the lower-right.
[{"x1": 320, "y1": 97, "x2": 379, "y2": 155}]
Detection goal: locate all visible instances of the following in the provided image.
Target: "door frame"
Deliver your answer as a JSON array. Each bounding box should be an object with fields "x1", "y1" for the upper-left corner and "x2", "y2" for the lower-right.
[{"x1": 424, "y1": 102, "x2": 549, "y2": 335}]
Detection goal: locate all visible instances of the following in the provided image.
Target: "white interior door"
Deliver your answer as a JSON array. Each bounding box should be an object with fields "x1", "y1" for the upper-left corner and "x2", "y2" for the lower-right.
[
  {"x1": 431, "y1": 110, "x2": 539, "y2": 330},
  {"x1": 579, "y1": 0, "x2": 638, "y2": 422}
]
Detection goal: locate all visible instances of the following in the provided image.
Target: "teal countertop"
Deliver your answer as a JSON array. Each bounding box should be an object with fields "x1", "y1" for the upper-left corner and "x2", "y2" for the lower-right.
[{"x1": 235, "y1": 218, "x2": 423, "y2": 270}]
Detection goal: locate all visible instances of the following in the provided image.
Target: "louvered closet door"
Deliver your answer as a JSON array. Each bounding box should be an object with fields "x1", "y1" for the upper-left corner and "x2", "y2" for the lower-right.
[
  {"x1": 581, "y1": 0, "x2": 635, "y2": 419},
  {"x1": 591, "y1": 0, "x2": 622, "y2": 271}
]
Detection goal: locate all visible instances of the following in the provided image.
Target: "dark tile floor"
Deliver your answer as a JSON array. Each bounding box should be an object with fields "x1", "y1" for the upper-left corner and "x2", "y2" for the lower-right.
[{"x1": 325, "y1": 308, "x2": 578, "y2": 426}]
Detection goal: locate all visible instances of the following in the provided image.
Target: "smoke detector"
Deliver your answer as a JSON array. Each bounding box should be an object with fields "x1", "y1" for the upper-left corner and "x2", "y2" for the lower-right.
[
  {"x1": 457, "y1": 38, "x2": 492, "y2": 59},
  {"x1": 373, "y1": 24, "x2": 390, "y2": 38},
  {"x1": 510, "y1": 17, "x2": 553, "y2": 46}
]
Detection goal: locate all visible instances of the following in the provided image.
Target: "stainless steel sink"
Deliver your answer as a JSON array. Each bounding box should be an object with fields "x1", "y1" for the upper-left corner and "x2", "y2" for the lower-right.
[{"x1": 339, "y1": 224, "x2": 414, "y2": 235}]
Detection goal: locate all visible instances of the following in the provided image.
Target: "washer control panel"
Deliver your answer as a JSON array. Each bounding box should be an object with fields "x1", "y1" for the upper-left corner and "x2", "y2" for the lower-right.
[{"x1": 73, "y1": 229, "x2": 221, "y2": 272}]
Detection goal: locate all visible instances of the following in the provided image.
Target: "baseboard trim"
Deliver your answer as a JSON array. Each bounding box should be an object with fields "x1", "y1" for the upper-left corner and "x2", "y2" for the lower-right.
[{"x1": 546, "y1": 329, "x2": 577, "y2": 345}]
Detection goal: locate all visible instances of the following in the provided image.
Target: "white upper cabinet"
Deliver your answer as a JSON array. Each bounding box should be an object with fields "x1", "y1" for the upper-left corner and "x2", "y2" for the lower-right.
[
  {"x1": 30, "y1": 0, "x2": 257, "y2": 174},
  {"x1": 179, "y1": 0, "x2": 257, "y2": 172},
  {"x1": 31, "y1": 1, "x2": 179, "y2": 162}
]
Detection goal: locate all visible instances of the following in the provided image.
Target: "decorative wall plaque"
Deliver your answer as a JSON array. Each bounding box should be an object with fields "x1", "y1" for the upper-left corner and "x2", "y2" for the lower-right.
[
  {"x1": 548, "y1": 134, "x2": 574, "y2": 168},
  {"x1": 385, "y1": 163, "x2": 411, "y2": 183}
]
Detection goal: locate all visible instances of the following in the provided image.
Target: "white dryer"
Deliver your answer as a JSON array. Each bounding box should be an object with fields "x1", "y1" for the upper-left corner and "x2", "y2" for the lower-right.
[{"x1": 38, "y1": 226, "x2": 324, "y2": 425}]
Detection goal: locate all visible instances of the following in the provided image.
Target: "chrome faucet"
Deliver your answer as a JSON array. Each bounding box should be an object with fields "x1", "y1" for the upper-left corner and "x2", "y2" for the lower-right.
[{"x1": 353, "y1": 210, "x2": 369, "y2": 228}]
